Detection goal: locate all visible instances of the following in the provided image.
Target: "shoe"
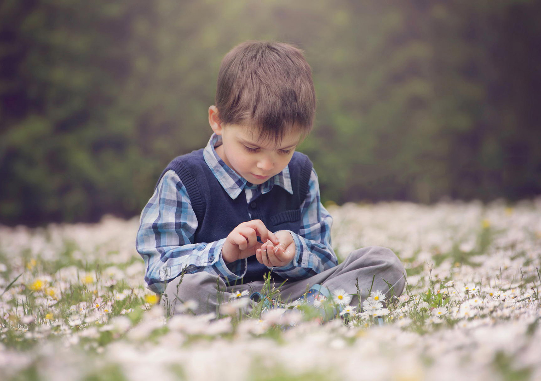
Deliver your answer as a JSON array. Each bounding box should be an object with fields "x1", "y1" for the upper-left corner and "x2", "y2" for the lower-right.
[
  {"x1": 301, "y1": 284, "x2": 341, "y2": 322},
  {"x1": 250, "y1": 292, "x2": 274, "y2": 310},
  {"x1": 304, "y1": 284, "x2": 332, "y2": 303}
]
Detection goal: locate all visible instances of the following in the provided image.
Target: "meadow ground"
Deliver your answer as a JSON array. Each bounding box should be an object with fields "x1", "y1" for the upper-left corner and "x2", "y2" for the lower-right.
[{"x1": 1, "y1": 199, "x2": 540, "y2": 381}]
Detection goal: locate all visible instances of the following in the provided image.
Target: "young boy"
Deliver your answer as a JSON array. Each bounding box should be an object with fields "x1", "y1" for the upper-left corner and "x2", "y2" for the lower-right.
[{"x1": 136, "y1": 41, "x2": 405, "y2": 316}]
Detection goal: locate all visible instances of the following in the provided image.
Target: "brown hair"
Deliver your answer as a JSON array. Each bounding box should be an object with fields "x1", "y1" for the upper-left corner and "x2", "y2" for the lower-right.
[{"x1": 215, "y1": 41, "x2": 316, "y2": 143}]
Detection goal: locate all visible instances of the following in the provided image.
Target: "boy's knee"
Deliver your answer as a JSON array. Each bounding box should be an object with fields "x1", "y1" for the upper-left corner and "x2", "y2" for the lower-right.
[
  {"x1": 351, "y1": 246, "x2": 406, "y2": 296},
  {"x1": 161, "y1": 272, "x2": 224, "y2": 316}
]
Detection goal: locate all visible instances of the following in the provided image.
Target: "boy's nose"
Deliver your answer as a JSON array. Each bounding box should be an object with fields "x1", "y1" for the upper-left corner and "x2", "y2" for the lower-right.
[{"x1": 257, "y1": 157, "x2": 274, "y2": 171}]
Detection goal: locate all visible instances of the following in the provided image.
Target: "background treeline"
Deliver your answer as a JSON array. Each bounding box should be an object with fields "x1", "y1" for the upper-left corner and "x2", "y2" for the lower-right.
[{"x1": 1, "y1": 0, "x2": 540, "y2": 226}]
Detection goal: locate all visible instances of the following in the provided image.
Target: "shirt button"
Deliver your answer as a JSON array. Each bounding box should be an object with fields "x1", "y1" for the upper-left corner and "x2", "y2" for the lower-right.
[{"x1": 249, "y1": 201, "x2": 257, "y2": 209}]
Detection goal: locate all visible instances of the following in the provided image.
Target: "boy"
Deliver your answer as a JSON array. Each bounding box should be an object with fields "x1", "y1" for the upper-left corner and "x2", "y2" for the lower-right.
[{"x1": 136, "y1": 41, "x2": 405, "y2": 316}]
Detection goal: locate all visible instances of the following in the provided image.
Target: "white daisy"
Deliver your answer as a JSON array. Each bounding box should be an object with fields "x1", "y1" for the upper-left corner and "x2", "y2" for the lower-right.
[
  {"x1": 340, "y1": 305, "x2": 357, "y2": 316},
  {"x1": 432, "y1": 307, "x2": 447, "y2": 317},
  {"x1": 332, "y1": 289, "x2": 352, "y2": 305},
  {"x1": 369, "y1": 290, "x2": 386, "y2": 303},
  {"x1": 230, "y1": 290, "x2": 249, "y2": 299},
  {"x1": 362, "y1": 299, "x2": 383, "y2": 311}
]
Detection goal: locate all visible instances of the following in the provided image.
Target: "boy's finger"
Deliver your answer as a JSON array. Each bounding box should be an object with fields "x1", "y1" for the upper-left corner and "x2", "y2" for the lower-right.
[
  {"x1": 266, "y1": 246, "x2": 279, "y2": 267},
  {"x1": 274, "y1": 246, "x2": 285, "y2": 261},
  {"x1": 246, "y1": 220, "x2": 279, "y2": 245},
  {"x1": 267, "y1": 231, "x2": 279, "y2": 245},
  {"x1": 256, "y1": 249, "x2": 263, "y2": 264},
  {"x1": 238, "y1": 227, "x2": 257, "y2": 248},
  {"x1": 269, "y1": 246, "x2": 285, "y2": 267},
  {"x1": 261, "y1": 247, "x2": 270, "y2": 267},
  {"x1": 231, "y1": 233, "x2": 248, "y2": 250},
  {"x1": 271, "y1": 246, "x2": 288, "y2": 266}
]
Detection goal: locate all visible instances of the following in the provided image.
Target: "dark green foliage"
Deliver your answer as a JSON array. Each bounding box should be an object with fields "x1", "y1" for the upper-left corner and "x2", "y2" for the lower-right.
[{"x1": 1, "y1": 0, "x2": 540, "y2": 225}]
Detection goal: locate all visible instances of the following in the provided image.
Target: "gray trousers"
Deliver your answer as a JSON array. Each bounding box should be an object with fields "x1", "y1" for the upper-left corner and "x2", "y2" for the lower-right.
[{"x1": 160, "y1": 246, "x2": 406, "y2": 316}]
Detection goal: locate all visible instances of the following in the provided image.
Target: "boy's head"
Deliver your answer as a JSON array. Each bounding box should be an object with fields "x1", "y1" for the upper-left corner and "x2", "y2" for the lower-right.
[
  {"x1": 208, "y1": 41, "x2": 316, "y2": 185},
  {"x1": 212, "y1": 41, "x2": 316, "y2": 144}
]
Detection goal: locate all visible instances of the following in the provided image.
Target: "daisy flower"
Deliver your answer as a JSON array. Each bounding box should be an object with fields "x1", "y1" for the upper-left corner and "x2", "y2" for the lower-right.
[
  {"x1": 370, "y1": 308, "x2": 390, "y2": 317},
  {"x1": 230, "y1": 290, "x2": 249, "y2": 299},
  {"x1": 340, "y1": 305, "x2": 357, "y2": 316},
  {"x1": 432, "y1": 307, "x2": 447, "y2": 317},
  {"x1": 463, "y1": 283, "x2": 479, "y2": 295},
  {"x1": 332, "y1": 289, "x2": 352, "y2": 305},
  {"x1": 312, "y1": 294, "x2": 326, "y2": 308},
  {"x1": 368, "y1": 290, "x2": 386, "y2": 303},
  {"x1": 362, "y1": 299, "x2": 383, "y2": 311}
]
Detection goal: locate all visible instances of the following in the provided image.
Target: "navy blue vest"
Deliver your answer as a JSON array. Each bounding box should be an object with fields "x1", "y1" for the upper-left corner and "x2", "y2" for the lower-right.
[{"x1": 157, "y1": 149, "x2": 313, "y2": 283}]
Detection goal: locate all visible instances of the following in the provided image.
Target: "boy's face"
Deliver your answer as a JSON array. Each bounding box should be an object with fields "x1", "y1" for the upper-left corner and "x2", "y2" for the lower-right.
[{"x1": 209, "y1": 108, "x2": 303, "y2": 185}]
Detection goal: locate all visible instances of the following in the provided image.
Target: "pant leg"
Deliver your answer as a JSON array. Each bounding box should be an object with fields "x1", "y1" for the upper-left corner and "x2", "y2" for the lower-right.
[
  {"x1": 279, "y1": 246, "x2": 406, "y2": 306},
  {"x1": 160, "y1": 271, "x2": 266, "y2": 316},
  {"x1": 160, "y1": 246, "x2": 406, "y2": 315}
]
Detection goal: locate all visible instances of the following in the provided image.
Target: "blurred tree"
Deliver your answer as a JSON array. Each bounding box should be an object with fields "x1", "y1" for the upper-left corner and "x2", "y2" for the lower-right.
[{"x1": 0, "y1": 0, "x2": 540, "y2": 225}]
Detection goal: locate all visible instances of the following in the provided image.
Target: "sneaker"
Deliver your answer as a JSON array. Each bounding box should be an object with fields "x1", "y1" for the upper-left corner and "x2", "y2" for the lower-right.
[
  {"x1": 301, "y1": 284, "x2": 341, "y2": 322},
  {"x1": 250, "y1": 292, "x2": 275, "y2": 311}
]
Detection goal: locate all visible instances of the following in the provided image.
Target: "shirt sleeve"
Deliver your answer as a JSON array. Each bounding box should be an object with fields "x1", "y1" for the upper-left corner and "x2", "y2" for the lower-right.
[
  {"x1": 136, "y1": 170, "x2": 247, "y2": 294},
  {"x1": 271, "y1": 168, "x2": 338, "y2": 280}
]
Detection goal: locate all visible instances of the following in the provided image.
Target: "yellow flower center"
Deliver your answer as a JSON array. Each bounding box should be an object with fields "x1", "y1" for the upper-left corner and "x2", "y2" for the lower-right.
[
  {"x1": 374, "y1": 296, "x2": 379, "y2": 301},
  {"x1": 145, "y1": 294, "x2": 159, "y2": 305},
  {"x1": 82, "y1": 275, "x2": 94, "y2": 284},
  {"x1": 338, "y1": 295, "x2": 343, "y2": 300},
  {"x1": 45, "y1": 313, "x2": 53, "y2": 320},
  {"x1": 30, "y1": 280, "x2": 44, "y2": 292},
  {"x1": 26, "y1": 259, "x2": 37, "y2": 270}
]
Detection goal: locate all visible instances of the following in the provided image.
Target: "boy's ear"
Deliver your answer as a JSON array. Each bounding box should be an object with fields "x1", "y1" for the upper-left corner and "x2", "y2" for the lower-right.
[{"x1": 208, "y1": 106, "x2": 224, "y2": 135}]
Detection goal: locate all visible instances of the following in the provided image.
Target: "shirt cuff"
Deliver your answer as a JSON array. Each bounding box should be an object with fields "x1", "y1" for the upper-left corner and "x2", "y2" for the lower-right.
[{"x1": 212, "y1": 239, "x2": 248, "y2": 282}]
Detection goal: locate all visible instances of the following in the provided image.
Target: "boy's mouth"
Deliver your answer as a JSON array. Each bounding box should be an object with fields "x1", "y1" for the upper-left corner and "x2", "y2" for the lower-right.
[{"x1": 251, "y1": 173, "x2": 270, "y2": 180}]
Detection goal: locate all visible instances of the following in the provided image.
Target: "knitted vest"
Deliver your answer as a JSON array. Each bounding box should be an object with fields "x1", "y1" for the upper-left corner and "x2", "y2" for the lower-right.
[{"x1": 157, "y1": 149, "x2": 313, "y2": 283}]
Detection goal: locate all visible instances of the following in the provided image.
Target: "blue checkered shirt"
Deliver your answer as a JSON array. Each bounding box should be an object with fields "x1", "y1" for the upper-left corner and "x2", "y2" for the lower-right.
[{"x1": 136, "y1": 133, "x2": 337, "y2": 294}]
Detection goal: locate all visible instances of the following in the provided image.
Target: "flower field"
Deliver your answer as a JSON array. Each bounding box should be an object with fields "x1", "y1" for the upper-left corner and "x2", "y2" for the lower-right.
[{"x1": 1, "y1": 199, "x2": 540, "y2": 381}]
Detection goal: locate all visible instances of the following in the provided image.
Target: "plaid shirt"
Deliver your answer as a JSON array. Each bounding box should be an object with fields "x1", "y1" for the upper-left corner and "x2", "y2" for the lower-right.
[{"x1": 136, "y1": 133, "x2": 337, "y2": 294}]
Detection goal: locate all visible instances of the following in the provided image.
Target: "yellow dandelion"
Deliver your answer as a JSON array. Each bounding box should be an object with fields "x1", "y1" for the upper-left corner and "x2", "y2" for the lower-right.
[
  {"x1": 45, "y1": 313, "x2": 53, "y2": 320},
  {"x1": 145, "y1": 294, "x2": 159, "y2": 305},
  {"x1": 45, "y1": 288, "x2": 56, "y2": 298},
  {"x1": 26, "y1": 259, "x2": 37, "y2": 270},
  {"x1": 29, "y1": 279, "x2": 45, "y2": 292},
  {"x1": 82, "y1": 275, "x2": 94, "y2": 284}
]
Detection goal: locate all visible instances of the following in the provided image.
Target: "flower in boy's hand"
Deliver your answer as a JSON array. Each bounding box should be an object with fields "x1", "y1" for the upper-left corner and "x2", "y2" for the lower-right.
[{"x1": 256, "y1": 230, "x2": 295, "y2": 267}]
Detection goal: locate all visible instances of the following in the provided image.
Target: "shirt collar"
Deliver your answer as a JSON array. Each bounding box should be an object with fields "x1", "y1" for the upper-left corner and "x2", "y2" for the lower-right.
[{"x1": 203, "y1": 133, "x2": 293, "y2": 199}]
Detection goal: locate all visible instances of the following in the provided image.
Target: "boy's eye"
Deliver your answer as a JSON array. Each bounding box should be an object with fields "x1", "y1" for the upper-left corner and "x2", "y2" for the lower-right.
[
  {"x1": 244, "y1": 146, "x2": 260, "y2": 153},
  {"x1": 279, "y1": 149, "x2": 292, "y2": 155}
]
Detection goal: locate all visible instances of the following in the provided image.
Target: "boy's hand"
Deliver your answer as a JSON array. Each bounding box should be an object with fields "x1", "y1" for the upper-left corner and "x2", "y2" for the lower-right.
[
  {"x1": 256, "y1": 230, "x2": 296, "y2": 267},
  {"x1": 222, "y1": 220, "x2": 279, "y2": 264}
]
